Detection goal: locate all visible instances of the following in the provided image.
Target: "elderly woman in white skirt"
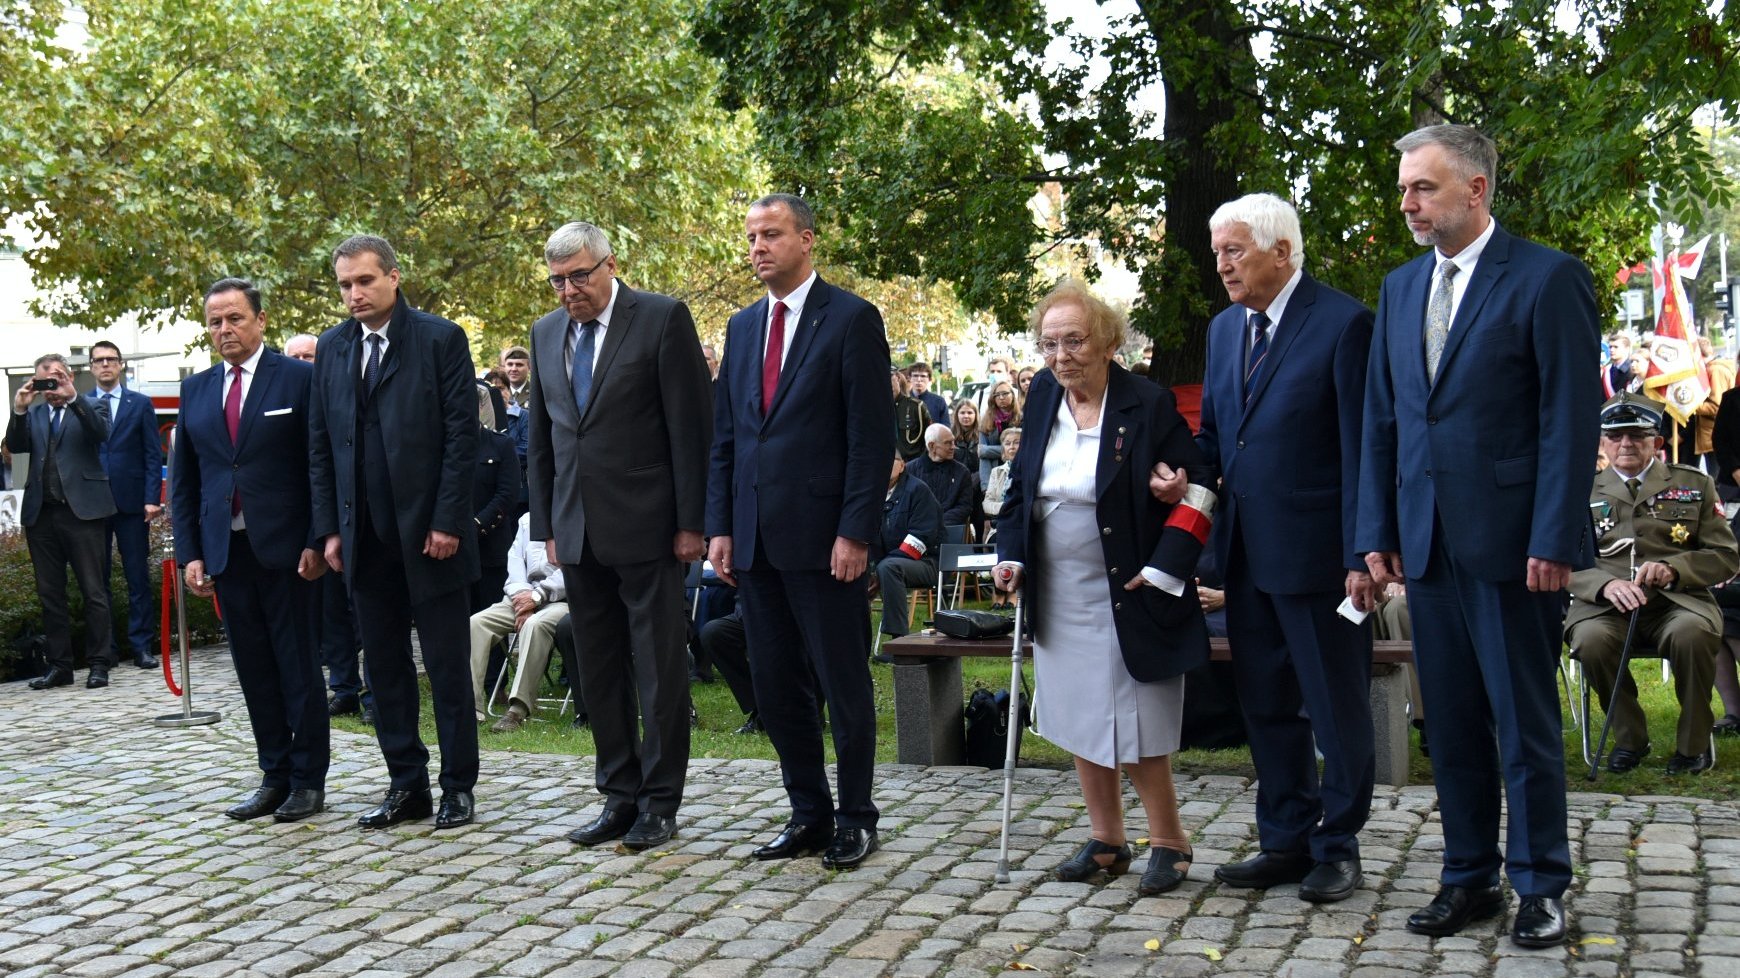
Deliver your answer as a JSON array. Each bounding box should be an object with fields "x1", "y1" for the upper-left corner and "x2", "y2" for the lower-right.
[{"x1": 993, "y1": 281, "x2": 1216, "y2": 895}]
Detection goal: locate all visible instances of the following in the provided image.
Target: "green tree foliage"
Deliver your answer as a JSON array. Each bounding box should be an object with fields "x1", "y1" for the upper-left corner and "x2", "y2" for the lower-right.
[
  {"x1": 1, "y1": 0, "x2": 759, "y2": 351},
  {"x1": 696, "y1": 0, "x2": 1739, "y2": 384}
]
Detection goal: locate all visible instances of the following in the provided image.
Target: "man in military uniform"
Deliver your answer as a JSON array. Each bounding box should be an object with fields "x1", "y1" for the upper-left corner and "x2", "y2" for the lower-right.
[{"x1": 1567, "y1": 392, "x2": 1738, "y2": 774}]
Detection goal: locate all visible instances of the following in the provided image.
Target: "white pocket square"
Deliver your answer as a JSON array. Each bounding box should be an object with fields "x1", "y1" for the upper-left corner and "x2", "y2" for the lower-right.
[{"x1": 262, "y1": 407, "x2": 293, "y2": 417}]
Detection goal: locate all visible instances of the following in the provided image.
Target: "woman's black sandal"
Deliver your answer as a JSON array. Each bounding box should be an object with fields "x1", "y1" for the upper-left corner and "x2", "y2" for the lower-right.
[
  {"x1": 1054, "y1": 839, "x2": 1134, "y2": 881},
  {"x1": 1137, "y1": 846, "x2": 1193, "y2": 895}
]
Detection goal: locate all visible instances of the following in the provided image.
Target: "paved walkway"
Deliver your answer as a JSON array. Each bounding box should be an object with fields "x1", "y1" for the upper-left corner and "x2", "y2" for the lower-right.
[{"x1": 0, "y1": 647, "x2": 1736, "y2": 978}]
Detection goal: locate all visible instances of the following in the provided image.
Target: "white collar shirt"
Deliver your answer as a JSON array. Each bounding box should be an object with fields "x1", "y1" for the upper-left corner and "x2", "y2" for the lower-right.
[
  {"x1": 221, "y1": 343, "x2": 266, "y2": 412},
  {"x1": 357, "y1": 320, "x2": 391, "y2": 379},
  {"x1": 1433, "y1": 217, "x2": 1497, "y2": 326},
  {"x1": 565, "y1": 278, "x2": 620, "y2": 379},
  {"x1": 762, "y1": 270, "x2": 817, "y2": 368}
]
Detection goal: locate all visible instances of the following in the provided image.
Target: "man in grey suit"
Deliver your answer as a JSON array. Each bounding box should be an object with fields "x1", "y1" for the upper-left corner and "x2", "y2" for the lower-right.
[
  {"x1": 527, "y1": 222, "x2": 713, "y2": 852},
  {"x1": 8, "y1": 353, "x2": 115, "y2": 689}
]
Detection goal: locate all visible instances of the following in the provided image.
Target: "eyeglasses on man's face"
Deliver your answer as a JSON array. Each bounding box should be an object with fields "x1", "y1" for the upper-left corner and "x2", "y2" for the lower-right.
[
  {"x1": 90, "y1": 356, "x2": 121, "y2": 366},
  {"x1": 548, "y1": 254, "x2": 613, "y2": 292}
]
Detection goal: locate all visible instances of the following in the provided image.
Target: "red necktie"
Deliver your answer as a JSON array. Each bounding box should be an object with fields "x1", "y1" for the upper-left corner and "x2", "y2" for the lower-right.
[
  {"x1": 762, "y1": 301, "x2": 787, "y2": 415},
  {"x1": 226, "y1": 365, "x2": 243, "y2": 515}
]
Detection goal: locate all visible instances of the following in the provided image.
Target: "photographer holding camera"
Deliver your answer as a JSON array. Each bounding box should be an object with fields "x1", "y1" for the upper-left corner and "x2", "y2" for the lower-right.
[{"x1": 7, "y1": 353, "x2": 116, "y2": 689}]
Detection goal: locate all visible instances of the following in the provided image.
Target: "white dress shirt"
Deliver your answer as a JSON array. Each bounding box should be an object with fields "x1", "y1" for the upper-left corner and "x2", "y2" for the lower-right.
[
  {"x1": 1433, "y1": 217, "x2": 1497, "y2": 326},
  {"x1": 357, "y1": 321, "x2": 390, "y2": 379},
  {"x1": 564, "y1": 278, "x2": 620, "y2": 380},
  {"x1": 761, "y1": 270, "x2": 817, "y2": 369},
  {"x1": 222, "y1": 343, "x2": 266, "y2": 530}
]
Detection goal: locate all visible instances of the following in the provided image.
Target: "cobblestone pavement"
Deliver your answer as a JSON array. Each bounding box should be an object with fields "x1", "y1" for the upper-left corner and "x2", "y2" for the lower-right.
[{"x1": 2, "y1": 647, "x2": 1738, "y2": 978}]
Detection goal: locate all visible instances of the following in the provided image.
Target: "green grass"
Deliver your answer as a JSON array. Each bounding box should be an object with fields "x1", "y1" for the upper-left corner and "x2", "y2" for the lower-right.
[{"x1": 330, "y1": 611, "x2": 1740, "y2": 802}]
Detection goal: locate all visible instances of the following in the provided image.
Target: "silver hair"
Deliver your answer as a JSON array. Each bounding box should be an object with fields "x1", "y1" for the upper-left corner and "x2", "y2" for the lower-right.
[
  {"x1": 1209, "y1": 193, "x2": 1305, "y2": 271},
  {"x1": 923, "y1": 423, "x2": 953, "y2": 446},
  {"x1": 545, "y1": 222, "x2": 613, "y2": 265},
  {"x1": 1395, "y1": 124, "x2": 1499, "y2": 201}
]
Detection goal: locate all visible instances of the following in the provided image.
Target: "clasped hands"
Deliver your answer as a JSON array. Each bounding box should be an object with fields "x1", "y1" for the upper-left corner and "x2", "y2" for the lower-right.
[{"x1": 1600, "y1": 560, "x2": 1676, "y2": 613}]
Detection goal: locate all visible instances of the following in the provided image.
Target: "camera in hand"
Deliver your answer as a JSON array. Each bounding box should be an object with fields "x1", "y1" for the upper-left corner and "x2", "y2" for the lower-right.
[{"x1": 30, "y1": 378, "x2": 58, "y2": 391}]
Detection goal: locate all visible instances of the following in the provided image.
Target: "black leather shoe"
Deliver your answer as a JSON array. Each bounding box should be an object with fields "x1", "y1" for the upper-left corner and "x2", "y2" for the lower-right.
[
  {"x1": 1213, "y1": 850, "x2": 1313, "y2": 889},
  {"x1": 1053, "y1": 839, "x2": 1133, "y2": 882},
  {"x1": 1299, "y1": 859, "x2": 1363, "y2": 903},
  {"x1": 435, "y1": 791, "x2": 474, "y2": 830},
  {"x1": 734, "y1": 715, "x2": 763, "y2": 735},
  {"x1": 28, "y1": 668, "x2": 73, "y2": 690},
  {"x1": 622, "y1": 813, "x2": 676, "y2": 851},
  {"x1": 226, "y1": 786, "x2": 290, "y2": 821},
  {"x1": 752, "y1": 821, "x2": 835, "y2": 860},
  {"x1": 272, "y1": 789, "x2": 324, "y2": 822},
  {"x1": 359, "y1": 704, "x2": 377, "y2": 726},
  {"x1": 1667, "y1": 748, "x2": 1715, "y2": 774},
  {"x1": 1406, "y1": 884, "x2": 1506, "y2": 936},
  {"x1": 821, "y1": 827, "x2": 879, "y2": 870},
  {"x1": 1137, "y1": 846, "x2": 1193, "y2": 895},
  {"x1": 134, "y1": 651, "x2": 159, "y2": 669},
  {"x1": 328, "y1": 693, "x2": 360, "y2": 716},
  {"x1": 356, "y1": 788, "x2": 434, "y2": 829},
  {"x1": 85, "y1": 667, "x2": 110, "y2": 689},
  {"x1": 1606, "y1": 744, "x2": 1649, "y2": 773},
  {"x1": 568, "y1": 808, "x2": 636, "y2": 846},
  {"x1": 1511, "y1": 895, "x2": 1567, "y2": 948},
  {"x1": 571, "y1": 712, "x2": 589, "y2": 729}
]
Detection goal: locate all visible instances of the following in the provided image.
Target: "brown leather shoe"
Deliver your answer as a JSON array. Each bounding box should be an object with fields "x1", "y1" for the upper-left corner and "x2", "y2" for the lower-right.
[{"x1": 489, "y1": 705, "x2": 527, "y2": 733}]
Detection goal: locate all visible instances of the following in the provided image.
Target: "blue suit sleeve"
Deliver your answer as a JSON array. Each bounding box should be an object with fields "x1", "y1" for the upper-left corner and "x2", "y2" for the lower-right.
[
  {"x1": 1335, "y1": 303, "x2": 1375, "y2": 572},
  {"x1": 1356, "y1": 278, "x2": 1401, "y2": 557},
  {"x1": 1527, "y1": 256, "x2": 1601, "y2": 564},
  {"x1": 837, "y1": 303, "x2": 896, "y2": 544}
]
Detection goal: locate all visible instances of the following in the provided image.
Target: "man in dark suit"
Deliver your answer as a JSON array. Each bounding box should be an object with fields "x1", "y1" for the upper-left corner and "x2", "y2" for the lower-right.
[
  {"x1": 1192, "y1": 194, "x2": 1375, "y2": 904},
  {"x1": 707, "y1": 193, "x2": 896, "y2": 870},
  {"x1": 308, "y1": 234, "x2": 481, "y2": 831},
  {"x1": 472, "y1": 381, "x2": 521, "y2": 613},
  {"x1": 88, "y1": 340, "x2": 162, "y2": 670},
  {"x1": 527, "y1": 221, "x2": 711, "y2": 851},
  {"x1": 1358, "y1": 125, "x2": 1600, "y2": 947},
  {"x1": 9, "y1": 353, "x2": 114, "y2": 689},
  {"x1": 173, "y1": 278, "x2": 329, "y2": 822}
]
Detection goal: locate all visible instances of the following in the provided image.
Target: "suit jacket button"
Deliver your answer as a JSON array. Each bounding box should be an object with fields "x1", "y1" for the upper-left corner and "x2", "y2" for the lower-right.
[
  {"x1": 1102, "y1": 527, "x2": 1112, "y2": 536},
  {"x1": 1114, "y1": 601, "x2": 1122, "y2": 610},
  {"x1": 1109, "y1": 567, "x2": 1119, "y2": 575},
  {"x1": 1236, "y1": 440, "x2": 1245, "y2": 449},
  {"x1": 1428, "y1": 415, "x2": 1438, "y2": 424}
]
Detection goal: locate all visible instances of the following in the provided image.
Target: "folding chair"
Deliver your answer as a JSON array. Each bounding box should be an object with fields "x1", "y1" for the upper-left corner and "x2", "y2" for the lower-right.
[{"x1": 488, "y1": 623, "x2": 577, "y2": 722}]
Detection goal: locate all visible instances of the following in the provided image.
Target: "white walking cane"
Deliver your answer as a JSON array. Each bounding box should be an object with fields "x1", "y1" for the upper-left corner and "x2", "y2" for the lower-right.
[{"x1": 994, "y1": 592, "x2": 1024, "y2": 884}]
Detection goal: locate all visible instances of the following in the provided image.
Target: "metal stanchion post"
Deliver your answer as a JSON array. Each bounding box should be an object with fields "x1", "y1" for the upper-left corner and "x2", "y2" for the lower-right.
[{"x1": 154, "y1": 425, "x2": 220, "y2": 728}]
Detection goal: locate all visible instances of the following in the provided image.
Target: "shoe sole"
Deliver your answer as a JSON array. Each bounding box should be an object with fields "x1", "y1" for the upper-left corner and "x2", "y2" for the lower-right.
[
  {"x1": 274, "y1": 807, "x2": 324, "y2": 823},
  {"x1": 822, "y1": 843, "x2": 879, "y2": 870},
  {"x1": 1405, "y1": 898, "x2": 1506, "y2": 936},
  {"x1": 621, "y1": 833, "x2": 674, "y2": 852},
  {"x1": 357, "y1": 808, "x2": 434, "y2": 829}
]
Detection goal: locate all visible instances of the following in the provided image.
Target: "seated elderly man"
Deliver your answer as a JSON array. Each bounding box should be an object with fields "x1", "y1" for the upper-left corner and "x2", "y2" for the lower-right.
[
  {"x1": 869, "y1": 453, "x2": 943, "y2": 659},
  {"x1": 469, "y1": 513, "x2": 570, "y2": 733},
  {"x1": 905, "y1": 423, "x2": 978, "y2": 529},
  {"x1": 1567, "y1": 392, "x2": 1738, "y2": 774}
]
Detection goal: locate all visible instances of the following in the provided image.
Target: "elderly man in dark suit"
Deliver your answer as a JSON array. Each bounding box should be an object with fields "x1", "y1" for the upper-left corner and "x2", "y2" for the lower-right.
[
  {"x1": 9, "y1": 353, "x2": 114, "y2": 689},
  {"x1": 904, "y1": 423, "x2": 977, "y2": 528},
  {"x1": 88, "y1": 339, "x2": 163, "y2": 670},
  {"x1": 708, "y1": 193, "x2": 896, "y2": 870},
  {"x1": 309, "y1": 234, "x2": 481, "y2": 831},
  {"x1": 1359, "y1": 125, "x2": 1600, "y2": 947},
  {"x1": 174, "y1": 278, "x2": 329, "y2": 822},
  {"x1": 527, "y1": 221, "x2": 712, "y2": 852},
  {"x1": 1179, "y1": 193, "x2": 1378, "y2": 903}
]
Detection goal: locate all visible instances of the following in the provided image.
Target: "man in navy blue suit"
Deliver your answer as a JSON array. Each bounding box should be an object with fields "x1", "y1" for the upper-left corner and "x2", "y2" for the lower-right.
[
  {"x1": 1189, "y1": 194, "x2": 1376, "y2": 904},
  {"x1": 707, "y1": 193, "x2": 895, "y2": 870},
  {"x1": 88, "y1": 340, "x2": 162, "y2": 670},
  {"x1": 1358, "y1": 125, "x2": 1600, "y2": 947},
  {"x1": 173, "y1": 278, "x2": 329, "y2": 822}
]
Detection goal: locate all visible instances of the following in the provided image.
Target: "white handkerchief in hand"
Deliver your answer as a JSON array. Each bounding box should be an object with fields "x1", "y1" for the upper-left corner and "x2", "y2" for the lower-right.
[{"x1": 1337, "y1": 595, "x2": 1370, "y2": 624}]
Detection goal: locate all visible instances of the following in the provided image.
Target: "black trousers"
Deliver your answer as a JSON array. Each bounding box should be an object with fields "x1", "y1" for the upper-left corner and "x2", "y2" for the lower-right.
[
  {"x1": 215, "y1": 531, "x2": 329, "y2": 790},
  {"x1": 310, "y1": 568, "x2": 366, "y2": 702},
  {"x1": 28, "y1": 502, "x2": 113, "y2": 672},
  {"x1": 565, "y1": 538, "x2": 691, "y2": 817},
  {"x1": 737, "y1": 560, "x2": 878, "y2": 830},
  {"x1": 699, "y1": 611, "x2": 758, "y2": 717},
  {"x1": 351, "y1": 535, "x2": 478, "y2": 794}
]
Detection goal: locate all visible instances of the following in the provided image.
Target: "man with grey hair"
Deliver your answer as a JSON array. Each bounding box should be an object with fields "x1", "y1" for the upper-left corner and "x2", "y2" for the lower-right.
[
  {"x1": 9, "y1": 352, "x2": 115, "y2": 689},
  {"x1": 1358, "y1": 124, "x2": 1599, "y2": 947},
  {"x1": 527, "y1": 221, "x2": 711, "y2": 852},
  {"x1": 1181, "y1": 191, "x2": 1378, "y2": 904},
  {"x1": 285, "y1": 333, "x2": 319, "y2": 363},
  {"x1": 309, "y1": 233, "x2": 482, "y2": 831},
  {"x1": 904, "y1": 422, "x2": 976, "y2": 527}
]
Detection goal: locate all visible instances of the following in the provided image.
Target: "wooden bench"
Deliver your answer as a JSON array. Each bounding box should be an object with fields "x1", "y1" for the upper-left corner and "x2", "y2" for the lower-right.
[{"x1": 883, "y1": 633, "x2": 1417, "y2": 786}]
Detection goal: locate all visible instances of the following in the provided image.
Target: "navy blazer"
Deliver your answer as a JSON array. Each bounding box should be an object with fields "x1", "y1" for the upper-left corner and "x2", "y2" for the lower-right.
[
  {"x1": 7, "y1": 394, "x2": 114, "y2": 525},
  {"x1": 171, "y1": 350, "x2": 315, "y2": 575},
  {"x1": 307, "y1": 296, "x2": 480, "y2": 602},
  {"x1": 1198, "y1": 273, "x2": 1373, "y2": 594},
  {"x1": 875, "y1": 474, "x2": 942, "y2": 565},
  {"x1": 997, "y1": 365, "x2": 1213, "y2": 683},
  {"x1": 473, "y1": 425, "x2": 520, "y2": 568},
  {"x1": 706, "y1": 276, "x2": 895, "y2": 570},
  {"x1": 1357, "y1": 223, "x2": 1600, "y2": 579},
  {"x1": 91, "y1": 386, "x2": 163, "y2": 514}
]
